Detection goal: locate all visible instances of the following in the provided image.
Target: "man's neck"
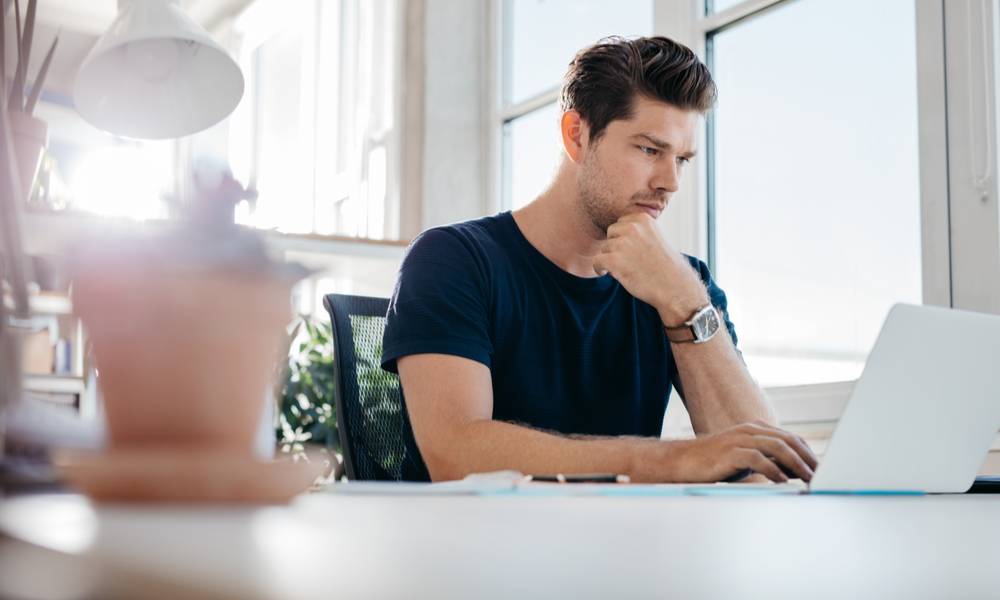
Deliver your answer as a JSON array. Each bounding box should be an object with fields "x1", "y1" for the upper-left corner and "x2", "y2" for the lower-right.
[{"x1": 511, "y1": 166, "x2": 605, "y2": 278}]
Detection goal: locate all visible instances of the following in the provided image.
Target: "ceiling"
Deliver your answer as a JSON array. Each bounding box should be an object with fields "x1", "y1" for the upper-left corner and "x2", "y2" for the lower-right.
[{"x1": 3, "y1": 0, "x2": 255, "y2": 99}]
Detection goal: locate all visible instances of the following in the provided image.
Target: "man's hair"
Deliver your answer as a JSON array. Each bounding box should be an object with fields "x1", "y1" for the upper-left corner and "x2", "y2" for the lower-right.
[{"x1": 559, "y1": 36, "x2": 717, "y2": 143}]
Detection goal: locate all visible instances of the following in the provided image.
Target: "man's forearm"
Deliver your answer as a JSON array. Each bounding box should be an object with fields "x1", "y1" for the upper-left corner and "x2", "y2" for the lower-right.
[
  {"x1": 419, "y1": 414, "x2": 816, "y2": 485},
  {"x1": 671, "y1": 329, "x2": 777, "y2": 435},
  {"x1": 399, "y1": 352, "x2": 809, "y2": 485},
  {"x1": 419, "y1": 418, "x2": 670, "y2": 483}
]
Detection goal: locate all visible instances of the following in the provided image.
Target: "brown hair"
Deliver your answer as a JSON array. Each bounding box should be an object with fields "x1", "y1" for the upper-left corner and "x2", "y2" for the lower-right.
[{"x1": 559, "y1": 36, "x2": 717, "y2": 142}]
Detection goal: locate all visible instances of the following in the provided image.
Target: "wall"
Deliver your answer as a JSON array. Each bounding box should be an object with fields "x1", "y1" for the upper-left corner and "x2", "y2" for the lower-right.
[{"x1": 420, "y1": 0, "x2": 488, "y2": 230}]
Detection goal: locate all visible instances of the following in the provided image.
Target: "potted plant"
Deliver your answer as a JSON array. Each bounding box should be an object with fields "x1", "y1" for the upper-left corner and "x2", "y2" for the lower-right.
[
  {"x1": 275, "y1": 316, "x2": 344, "y2": 480},
  {"x1": 3, "y1": 0, "x2": 59, "y2": 203}
]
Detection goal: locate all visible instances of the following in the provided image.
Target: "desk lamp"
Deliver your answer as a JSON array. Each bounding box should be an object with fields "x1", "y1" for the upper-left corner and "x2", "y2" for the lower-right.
[{"x1": 73, "y1": 0, "x2": 244, "y2": 139}]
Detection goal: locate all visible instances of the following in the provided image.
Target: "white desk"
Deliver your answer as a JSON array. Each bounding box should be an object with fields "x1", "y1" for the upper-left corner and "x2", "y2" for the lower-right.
[{"x1": 1, "y1": 491, "x2": 999, "y2": 599}]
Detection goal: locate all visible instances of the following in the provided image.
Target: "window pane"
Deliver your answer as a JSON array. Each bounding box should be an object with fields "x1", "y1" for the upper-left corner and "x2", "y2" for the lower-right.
[
  {"x1": 711, "y1": 0, "x2": 921, "y2": 388},
  {"x1": 231, "y1": 0, "x2": 400, "y2": 240},
  {"x1": 709, "y1": 0, "x2": 749, "y2": 15},
  {"x1": 34, "y1": 101, "x2": 174, "y2": 220},
  {"x1": 252, "y1": 21, "x2": 312, "y2": 234},
  {"x1": 507, "y1": 0, "x2": 652, "y2": 106},
  {"x1": 506, "y1": 102, "x2": 561, "y2": 210}
]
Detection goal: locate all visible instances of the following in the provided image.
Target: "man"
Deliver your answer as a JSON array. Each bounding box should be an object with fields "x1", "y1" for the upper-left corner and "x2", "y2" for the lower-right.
[{"x1": 381, "y1": 36, "x2": 817, "y2": 483}]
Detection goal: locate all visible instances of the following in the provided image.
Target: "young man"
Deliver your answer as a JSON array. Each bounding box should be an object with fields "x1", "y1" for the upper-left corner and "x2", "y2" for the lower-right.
[{"x1": 381, "y1": 36, "x2": 817, "y2": 483}]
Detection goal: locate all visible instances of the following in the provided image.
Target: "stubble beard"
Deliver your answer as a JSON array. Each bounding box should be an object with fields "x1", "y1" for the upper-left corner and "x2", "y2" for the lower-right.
[
  {"x1": 577, "y1": 150, "x2": 623, "y2": 235},
  {"x1": 577, "y1": 149, "x2": 669, "y2": 236}
]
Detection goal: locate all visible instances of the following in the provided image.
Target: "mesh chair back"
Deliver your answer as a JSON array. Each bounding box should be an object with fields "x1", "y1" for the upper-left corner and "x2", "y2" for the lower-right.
[{"x1": 322, "y1": 293, "x2": 403, "y2": 481}]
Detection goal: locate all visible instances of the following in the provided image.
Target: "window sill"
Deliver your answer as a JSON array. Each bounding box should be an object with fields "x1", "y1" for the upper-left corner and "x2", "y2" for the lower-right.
[{"x1": 20, "y1": 211, "x2": 410, "y2": 260}]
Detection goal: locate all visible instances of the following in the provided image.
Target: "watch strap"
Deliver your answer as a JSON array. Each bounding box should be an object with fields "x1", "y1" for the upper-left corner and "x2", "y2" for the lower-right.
[{"x1": 662, "y1": 304, "x2": 710, "y2": 344}]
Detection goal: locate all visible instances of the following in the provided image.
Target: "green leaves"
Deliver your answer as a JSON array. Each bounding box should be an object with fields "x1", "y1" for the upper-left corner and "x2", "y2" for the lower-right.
[{"x1": 277, "y1": 317, "x2": 340, "y2": 454}]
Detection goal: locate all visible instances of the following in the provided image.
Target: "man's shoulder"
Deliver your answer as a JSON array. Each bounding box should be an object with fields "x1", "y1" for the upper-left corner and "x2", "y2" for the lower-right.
[
  {"x1": 407, "y1": 213, "x2": 513, "y2": 261},
  {"x1": 683, "y1": 253, "x2": 708, "y2": 277}
]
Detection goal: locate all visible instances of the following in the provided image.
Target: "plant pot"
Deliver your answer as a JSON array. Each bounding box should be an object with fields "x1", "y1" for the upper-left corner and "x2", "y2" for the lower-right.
[
  {"x1": 72, "y1": 266, "x2": 294, "y2": 453},
  {"x1": 8, "y1": 111, "x2": 47, "y2": 204}
]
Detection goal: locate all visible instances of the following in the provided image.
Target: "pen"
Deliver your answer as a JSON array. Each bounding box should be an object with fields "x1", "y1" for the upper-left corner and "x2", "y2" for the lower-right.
[{"x1": 525, "y1": 473, "x2": 630, "y2": 483}]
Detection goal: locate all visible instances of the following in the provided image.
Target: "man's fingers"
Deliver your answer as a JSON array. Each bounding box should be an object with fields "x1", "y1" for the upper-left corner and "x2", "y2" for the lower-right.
[
  {"x1": 740, "y1": 421, "x2": 818, "y2": 471},
  {"x1": 593, "y1": 252, "x2": 633, "y2": 279},
  {"x1": 765, "y1": 427, "x2": 818, "y2": 471},
  {"x1": 606, "y1": 221, "x2": 623, "y2": 239},
  {"x1": 752, "y1": 436, "x2": 814, "y2": 482},
  {"x1": 786, "y1": 433, "x2": 818, "y2": 470},
  {"x1": 735, "y1": 448, "x2": 787, "y2": 483},
  {"x1": 606, "y1": 214, "x2": 652, "y2": 238},
  {"x1": 592, "y1": 253, "x2": 611, "y2": 277}
]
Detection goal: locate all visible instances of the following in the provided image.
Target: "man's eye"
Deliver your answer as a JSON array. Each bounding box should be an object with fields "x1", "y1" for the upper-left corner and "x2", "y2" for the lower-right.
[
  {"x1": 677, "y1": 156, "x2": 690, "y2": 165},
  {"x1": 639, "y1": 146, "x2": 658, "y2": 156}
]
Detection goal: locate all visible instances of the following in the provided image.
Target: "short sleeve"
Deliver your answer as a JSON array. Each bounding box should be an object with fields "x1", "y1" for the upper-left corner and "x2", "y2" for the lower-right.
[
  {"x1": 685, "y1": 255, "x2": 739, "y2": 349},
  {"x1": 381, "y1": 227, "x2": 494, "y2": 373}
]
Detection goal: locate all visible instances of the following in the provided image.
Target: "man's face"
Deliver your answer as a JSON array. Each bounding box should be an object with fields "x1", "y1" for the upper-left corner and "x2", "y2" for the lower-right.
[{"x1": 577, "y1": 96, "x2": 700, "y2": 234}]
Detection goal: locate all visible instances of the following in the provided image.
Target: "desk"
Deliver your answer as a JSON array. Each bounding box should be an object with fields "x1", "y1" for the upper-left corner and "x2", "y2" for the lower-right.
[{"x1": 1, "y1": 492, "x2": 999, "y2": 599}]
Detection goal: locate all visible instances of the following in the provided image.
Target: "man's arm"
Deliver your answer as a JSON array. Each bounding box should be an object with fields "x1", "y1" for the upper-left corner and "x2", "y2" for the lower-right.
[
  {"x1": 593, "y1": 213, "x2": 778, "y2": 436},
  {"x1": 672, "y1": 329, "x2": 777, "y2": 434},
  {"x1": 398, "y1": 353, "x2": 815, "y2": 483}
]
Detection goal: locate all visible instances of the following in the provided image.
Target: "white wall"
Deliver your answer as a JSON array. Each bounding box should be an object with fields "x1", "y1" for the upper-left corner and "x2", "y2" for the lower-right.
[{"x1": 421, "y1": 0, "x2": 489, "y2": 230}]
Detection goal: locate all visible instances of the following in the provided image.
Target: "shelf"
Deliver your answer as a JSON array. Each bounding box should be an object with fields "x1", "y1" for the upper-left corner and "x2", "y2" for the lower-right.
[
  {"x1": 22, "y1": 374, "x2": 86, "y2": 395},
  {"x1": 3, "y1": 293, "x2": 73, "y2": 315},
  {"x1": 21, "y1": 211, "x2": 410, "y2": 261}
]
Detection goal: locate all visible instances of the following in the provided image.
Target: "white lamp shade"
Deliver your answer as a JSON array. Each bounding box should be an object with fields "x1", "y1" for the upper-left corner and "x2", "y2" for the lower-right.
[{"x1": 73, "y1": 0, "x2": 245, "y2": 139}]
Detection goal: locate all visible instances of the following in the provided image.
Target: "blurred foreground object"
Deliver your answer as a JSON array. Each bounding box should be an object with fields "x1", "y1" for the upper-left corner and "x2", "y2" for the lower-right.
[
  {"x1": 58, "y1": 171, "x2": 317, "y2": 502},
  {"x1": 73, "y1": 0, "x2": 244, "y2": 139},
  {"x1": 4, "y1": 0, "x2": 60, "y2": 205},
  {"x1": 0, "y1": 72, "x2": 32, "y2": 461}
]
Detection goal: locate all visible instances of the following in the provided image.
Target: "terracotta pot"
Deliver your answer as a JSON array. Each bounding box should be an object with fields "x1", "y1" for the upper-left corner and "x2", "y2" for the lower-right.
[
  {"x1": 72, "y1": 267, "x2": 293, "y2": 453},
  {"x1": 8, "y1": 111, "x2": 47, "y2": 203}
]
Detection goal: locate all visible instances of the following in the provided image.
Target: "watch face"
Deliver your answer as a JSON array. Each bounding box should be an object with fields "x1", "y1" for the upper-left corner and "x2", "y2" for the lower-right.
[{"x1": 693, "y1": 307, "x2": 721, "y2": 341}]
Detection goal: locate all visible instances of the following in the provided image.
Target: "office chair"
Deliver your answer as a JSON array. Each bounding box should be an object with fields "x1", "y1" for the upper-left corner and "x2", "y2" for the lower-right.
[{"x1": 322, "y1": 293, "x2": 404, "y2": 481}]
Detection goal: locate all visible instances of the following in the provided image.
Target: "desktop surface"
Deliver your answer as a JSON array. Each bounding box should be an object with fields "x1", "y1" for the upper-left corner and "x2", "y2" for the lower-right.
[{"x1": 1, "y1": 491, "x2": 999, "y2": 600}]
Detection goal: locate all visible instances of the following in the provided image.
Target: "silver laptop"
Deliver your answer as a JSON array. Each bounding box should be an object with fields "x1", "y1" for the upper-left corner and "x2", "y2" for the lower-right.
[{"x1": 809, "y1": 303, "x2": 1000, "y2": 493}]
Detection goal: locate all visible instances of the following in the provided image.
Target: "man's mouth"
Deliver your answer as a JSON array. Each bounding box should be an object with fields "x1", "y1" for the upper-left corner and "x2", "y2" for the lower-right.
[{"x1": 634, "y1": 203, "x2": 664, "y2": 219}]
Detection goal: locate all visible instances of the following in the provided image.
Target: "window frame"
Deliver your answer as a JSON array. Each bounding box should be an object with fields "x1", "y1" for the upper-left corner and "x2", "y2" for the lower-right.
[
  {"x1": 691, "y1": 0, "x2": 1000, "y2": 326},
  {"x1": 676, "y1": 0, "x2": 1000, "y2": 431},
  {"x1": 487, "y1": 0, "x2": 566, "y2": 213},
  {"x1": 676, "y1": 0, "x2": 964, "y2": 384}
]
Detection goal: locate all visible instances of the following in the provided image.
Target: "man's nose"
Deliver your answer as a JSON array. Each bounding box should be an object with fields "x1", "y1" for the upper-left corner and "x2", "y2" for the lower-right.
[{"x1": 651, "y1": 161, "x2": 681, "y2": 194}]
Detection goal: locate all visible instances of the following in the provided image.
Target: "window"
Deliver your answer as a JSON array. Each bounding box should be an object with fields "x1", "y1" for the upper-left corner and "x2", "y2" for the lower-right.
[
  {"x1": 706, "y1": 0, "x2": 747, "y2": 15},
  {"x1": 31, "y1": 99, "x2": 176, "y2": 220},
  {"x1": 229, "y1": 0, "x2": 401, "y2": 239},
  {"x1": 499, "y1": 0, "x2": 653, "y2": 210},
  {"x1": 706, "y1": 0, "x2": 922, "y2": 387}
]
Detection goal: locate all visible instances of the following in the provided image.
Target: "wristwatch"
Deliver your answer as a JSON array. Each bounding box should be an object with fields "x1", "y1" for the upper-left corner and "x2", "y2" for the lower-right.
[{"x1": 662, "y1": 304, "x2": 721, "y2": 344}]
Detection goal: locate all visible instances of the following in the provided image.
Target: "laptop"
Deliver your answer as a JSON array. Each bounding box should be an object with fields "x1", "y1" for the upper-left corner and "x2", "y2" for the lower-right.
[{"x1": 808, "y1": 303, "x2": 1000, "y2": 493}]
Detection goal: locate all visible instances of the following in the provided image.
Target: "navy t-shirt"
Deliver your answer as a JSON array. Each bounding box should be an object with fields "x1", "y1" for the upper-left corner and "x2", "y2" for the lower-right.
[{"x1": 381, "y1": 211, "x2": 737, "y2": 481}]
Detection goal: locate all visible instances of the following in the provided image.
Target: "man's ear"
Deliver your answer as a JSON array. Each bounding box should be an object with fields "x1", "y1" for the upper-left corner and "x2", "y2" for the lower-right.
[{"x1": 561, "y1": 110, "x2": 588, "y2": 164}]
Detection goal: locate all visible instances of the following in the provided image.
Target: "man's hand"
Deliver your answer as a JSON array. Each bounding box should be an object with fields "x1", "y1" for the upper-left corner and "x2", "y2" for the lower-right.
[
  {"x1": 664, "y1": 420, "x2": 818, "y2": 483},
  {"x1": 592, "y1": 213, "x2": 708, "y2": 326}
]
